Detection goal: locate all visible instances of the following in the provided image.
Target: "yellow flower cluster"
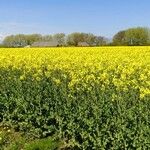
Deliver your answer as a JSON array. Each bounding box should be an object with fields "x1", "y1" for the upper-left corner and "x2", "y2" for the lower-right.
[{"x1": 0, "y1": 46, "x2": 150, "y2": 100}]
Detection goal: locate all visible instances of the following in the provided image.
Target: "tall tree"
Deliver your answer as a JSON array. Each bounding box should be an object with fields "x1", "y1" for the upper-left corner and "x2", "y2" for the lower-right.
[
  {"x1": 113, "y1": 30, "x2": 126, "y2": 45},
  {"x1": 84, "y1": 33, "x2": 96, "y2": 46},
  {"x1": 125, "y1": 27, "x2": 150, "y2": 46},
  {"x1": 67, "y1": 33, "x2": 85, "y2": 46},
  {"x1": 95, "y1": 36, "x2": 107, "y2": 46},
  {"x1": 3, "y1": 34, "x2": 42, "y2": 47},
  {"x1": 53, "y1": 33, "x2": 66, "y2": 46},
  {"x1": 3, "y1": 34, "x2": 27, "y2": 47},
  {"x1": 26, "y1": 34, "x2": 42, "y2": 45}
]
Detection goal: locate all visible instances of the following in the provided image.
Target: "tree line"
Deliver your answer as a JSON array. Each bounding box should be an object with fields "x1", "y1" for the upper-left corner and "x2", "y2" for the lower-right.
[
  {"x1": 112, "y1": 27, "x2": 150, "y2": 46},
  {"x1": 1, "y1": 33, "x2": 107, "y2": 47},
  {"x1": 0, "y1": 27, "x2": 150, "y2": 47}
]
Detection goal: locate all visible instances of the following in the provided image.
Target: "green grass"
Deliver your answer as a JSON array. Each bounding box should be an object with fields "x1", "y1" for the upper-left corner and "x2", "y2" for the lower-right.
[{"x1": 0, "y1": 128, "x2": 59, "y2": 150}]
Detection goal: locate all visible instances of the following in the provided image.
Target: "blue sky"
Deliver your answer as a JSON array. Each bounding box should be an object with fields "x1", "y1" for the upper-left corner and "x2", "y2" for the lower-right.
[{"x1": 0, "y1": 0, "x2": 150, "y2": 40}]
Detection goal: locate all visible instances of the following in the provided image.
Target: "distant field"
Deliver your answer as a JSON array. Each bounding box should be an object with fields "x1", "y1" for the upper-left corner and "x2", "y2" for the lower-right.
[{"x1": 0, "y1": 47, "x2": 150, "y2": 149}]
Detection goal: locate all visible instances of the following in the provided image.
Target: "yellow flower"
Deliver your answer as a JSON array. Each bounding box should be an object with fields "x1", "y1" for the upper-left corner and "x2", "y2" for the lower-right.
[
  {"x1": 20, "y1": 75, "x2": 25, "y2": 80},
  {"x1": 54, "y1": 79, "x2": 61, "y2": 85}
]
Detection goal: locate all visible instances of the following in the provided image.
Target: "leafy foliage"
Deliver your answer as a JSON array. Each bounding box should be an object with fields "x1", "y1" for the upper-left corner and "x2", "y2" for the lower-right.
[
  {"x1": 0, "y1": 47, "x2": 150, "y2": 149},
  {"x1": 113, "y1": 27, "x2": 150, "y2": 46}
]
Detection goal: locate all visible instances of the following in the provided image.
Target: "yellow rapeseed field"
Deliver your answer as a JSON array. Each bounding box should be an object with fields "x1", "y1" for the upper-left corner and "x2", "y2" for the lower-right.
[
  {"x1": 0, "y1": 47, "x2": 150, "y2": 149},
  {"x1": 0, "y1": 46, "x2": 150, "y2": 99}
]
